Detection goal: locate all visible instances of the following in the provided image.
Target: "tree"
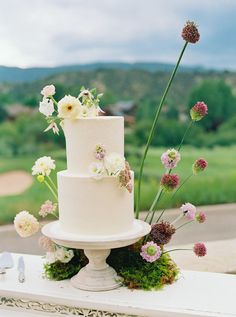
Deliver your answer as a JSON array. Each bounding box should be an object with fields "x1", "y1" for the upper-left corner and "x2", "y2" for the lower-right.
[{"x1": 188, "y1": 80, "x2": 236, "y2": 131}]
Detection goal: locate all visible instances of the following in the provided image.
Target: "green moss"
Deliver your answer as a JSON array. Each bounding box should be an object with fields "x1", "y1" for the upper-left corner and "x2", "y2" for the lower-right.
[
  {"x1": 44, "y1": 245, "x2": 179, "y2": 290},
  {"x1": 107, "y1": 245, "x2": 179, "y2": 290}
]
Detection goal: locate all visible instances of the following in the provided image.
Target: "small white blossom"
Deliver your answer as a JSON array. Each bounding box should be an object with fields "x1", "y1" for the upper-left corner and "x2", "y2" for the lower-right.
[
  {"x1": 14, "y1": 211, "x2": 39, "y2": 238},
  {"x1": 32, "y1": 156, "x2": 55, "y2": 176},
  {"x1": 41, "y1": 85, "x2": 56, "y2": 97},
  {"x1": 104, "y1": 153, "x2": 125, "y2": 176},
  {"x1": 78, "y1": 89, "x2": 93, "y2": 99},
  {"x1": 89, "y1": 162, "x2": 105, "y2": 180},
  {"x1": 39, "y1": 98, "x2": 54, "y2": 117},
  {"x1": 58, "y1": 95, "x2": 81, "y2": 119},
  {"x1": 44, "y1": 122, "x2": 59, "y2": 135},
  {"x1": 45, "y1": 247, "x2": 74, "y2": 264}
]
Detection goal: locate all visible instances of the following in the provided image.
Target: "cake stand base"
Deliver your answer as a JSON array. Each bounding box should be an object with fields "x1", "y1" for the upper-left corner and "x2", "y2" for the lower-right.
[
  {"x1": 71, "y1": 249, "x2": 122, "y2": 291},
  {"x1": 42, "y1": 220, "x2": 151, "y2": 291}
]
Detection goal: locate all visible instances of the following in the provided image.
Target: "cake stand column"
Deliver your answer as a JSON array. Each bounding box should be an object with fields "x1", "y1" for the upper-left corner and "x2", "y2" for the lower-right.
[{"x1": 71, "y1": 249, "x2": 122, "y2": 291}]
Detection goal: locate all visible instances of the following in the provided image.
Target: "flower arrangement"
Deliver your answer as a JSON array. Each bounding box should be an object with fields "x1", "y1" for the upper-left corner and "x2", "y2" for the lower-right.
[{"x1": 14, "y1": 21, "x2": 209, "y2": 290}]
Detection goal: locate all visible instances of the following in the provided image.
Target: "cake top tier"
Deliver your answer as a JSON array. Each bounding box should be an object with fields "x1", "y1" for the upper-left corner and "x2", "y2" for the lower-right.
[{"x1": 63, "y1": 116, "x2": 124, "y2": 175}]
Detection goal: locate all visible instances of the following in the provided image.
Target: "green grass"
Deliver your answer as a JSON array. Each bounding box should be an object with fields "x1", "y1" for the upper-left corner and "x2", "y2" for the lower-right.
[{"x1": 0, "y1": 146, "x2": 236, "y2": 225}]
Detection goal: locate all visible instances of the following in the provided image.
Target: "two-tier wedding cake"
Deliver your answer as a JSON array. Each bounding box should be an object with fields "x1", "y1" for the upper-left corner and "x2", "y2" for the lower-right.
[{"x1": 58, "y1": 116, "x2": 135, "y2": 236}]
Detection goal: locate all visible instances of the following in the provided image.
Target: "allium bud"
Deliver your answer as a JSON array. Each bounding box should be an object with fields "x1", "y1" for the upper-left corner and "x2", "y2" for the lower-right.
[
  {"x1": 190, "y1": 102, "x2": 208, "y2": 121},
  {"x1": 182, "y1": 21, "x2": 200, "y2": 43},
  {"x1": 196, "y1": 212, "x2": 206, "y2": 223},
  {"x1": 192, "y1": 158, "x2": 208, "y2": 174},
  {"x1": 160, "y1": 174, "x2": 179, "y2": 192},
  {"x1": 193, "y1": 243, "x2": 207, "y2": 257}
]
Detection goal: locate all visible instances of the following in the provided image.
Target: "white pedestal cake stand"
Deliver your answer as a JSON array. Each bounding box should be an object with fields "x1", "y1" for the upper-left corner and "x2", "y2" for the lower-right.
[{"x1": 42, "y1": 220, "x2": 151, "y2": 291}]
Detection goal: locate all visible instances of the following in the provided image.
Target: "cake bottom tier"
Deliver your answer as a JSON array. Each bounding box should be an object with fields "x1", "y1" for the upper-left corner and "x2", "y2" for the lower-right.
[{"x1": 57, "y1": 171, "x2": 134, "y2": 236}]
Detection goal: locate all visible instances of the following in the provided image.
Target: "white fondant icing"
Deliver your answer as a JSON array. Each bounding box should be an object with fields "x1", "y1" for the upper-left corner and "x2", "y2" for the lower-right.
[
  {"x1": 63, "y1": 117, "x2": 124, "y2": 174},
  {"x1": 57, "y1": 170, "x2": 134, "y2": 236}
]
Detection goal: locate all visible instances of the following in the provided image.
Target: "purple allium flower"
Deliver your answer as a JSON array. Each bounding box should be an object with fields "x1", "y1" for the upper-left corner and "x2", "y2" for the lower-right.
[
  {"x1": 192, "y1": 158, "x2": 208, "y2": 174},
  {"x1": 193, "y1": 243, "x2": 207, "y2": 257},
  {"x1": 140, "y1": 241, "x2": 162, "y2": 263},
  {"x1": 94, "y1": 144, "x2": 106, "y2": 160},
  {"x1": 150, "y1": 221, "x2": 176, "y2": 245},
  {"x1": 180, "y1": 203, "x2": 196, "y2": 220},
  {"x1": 190, "y1": 101, "x2": 208, "y2": 121},
  {"x1": 182, "y1": 21, "x2": 200, "y2": 43},
  {"x1": 161, "y1": 149, "x2": 181, "y2": 169},
  {"x1": 196, "y1": 212, "x2": 206, "y2": 223},
  {"x1": 160, "y1": 174, "x2": 179, "y2": 192}
]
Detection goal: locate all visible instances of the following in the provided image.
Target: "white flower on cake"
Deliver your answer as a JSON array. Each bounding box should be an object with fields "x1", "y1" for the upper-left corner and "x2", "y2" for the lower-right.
[
  {"x1": 104, "y1": 153, "x2": 126, "y2": 176},
  {"x1": 32, "y1": 156, "x2": 55, "y2": 176},
  {"x1": 89, "y1": 162, "x2": 105, "y2": 179},
  {"x1": 14, "y1": 211, "x2": 40, "y2": 238},
  {"x1": 41, "y1": 84, "x2": 56, "y2": 97},
  {"x1": 46, "y1": 247, "x2": 74, "y2": 264},
  {"x1": 44, "y1": 122, "x2": 59, "y2": 135},
  {"x1": 39, "y1": 98, "x2": 54, "y2": 117},
  {"x1": 58, "y1": 95, "x2": 81, "y2": 119}
]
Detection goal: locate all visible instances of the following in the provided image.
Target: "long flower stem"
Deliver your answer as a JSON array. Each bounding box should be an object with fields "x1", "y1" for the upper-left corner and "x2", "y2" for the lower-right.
[
  {"x1": 156, "y1": 173, "x2": 193, "y2": 223},
  {"x1": 44, "y1": 180, "x2": 58, "y2": 201},
  {"x1": 176, "y1": 220, "x2": 194, "y2": 230},
  {"x1": 47, "y1": 175, "x2": 58, "y2": 193},
  {"x1": 145, "y1": 188, "x2": 164, "y2": 223},
  {"x1": 135, "y1": 42, "x2": 188, "y2": 219},
  {"x1": 162, "y1": 248, "x2": 191, "y2": 255},
  {"x1": 50, "y1": 96, "x2": 58, "y2": 107},
  {"x1": 170, "y1": 214, "x2": 183, "y2": 226},
  {"x1": 178, "y1": 120, "x2": 193, "y2": 151}
]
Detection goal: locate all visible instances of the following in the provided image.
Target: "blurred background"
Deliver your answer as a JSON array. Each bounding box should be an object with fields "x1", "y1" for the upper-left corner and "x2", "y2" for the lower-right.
[{"x1": 0, "y1": 0, "x2": 236, "y2": 259}]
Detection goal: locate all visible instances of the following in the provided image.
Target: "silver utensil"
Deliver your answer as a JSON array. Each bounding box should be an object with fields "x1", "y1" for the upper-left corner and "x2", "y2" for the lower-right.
[
  {"x1": 0, "y1": 252, "x2": 14, "y2": 274},
  {"x1": 17, "y1": 256, "x2": 25, "y2": 283}
]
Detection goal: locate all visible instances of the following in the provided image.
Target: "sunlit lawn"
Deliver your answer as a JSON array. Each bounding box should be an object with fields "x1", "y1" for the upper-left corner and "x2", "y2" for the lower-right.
[{"x1": 0, "y1": 146, "x2": 236, "y2": 224}]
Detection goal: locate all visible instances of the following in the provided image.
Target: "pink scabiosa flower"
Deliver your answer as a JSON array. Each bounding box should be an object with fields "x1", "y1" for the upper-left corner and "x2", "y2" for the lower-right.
[
  {"x1": 192, "y1": 158, "x2": 208, "y2": 174},
  {"x1": 182, "y1": 21, "x2": 200, "y2": 44},
  {"x1": 196, "y1": 212, "x2": 206, "y2": 223},
  {"x1": 180, "y1": 203, "x2": 196, "y2": 220},
  {"x1": 140, "y1": 241, "x2": 162, "y2": 263},
  {"x1": 119, "y1": 161, "x2": 133, "y2": 193},
  {"x1": 38, "y1": 236, "x2": 55, "y2": 252},
  {"x1": 39, "y1": 200, "x2": 57, "y2": 217},
  {"x1": 190, "y1": 102, "x2": 208, "y2": 121},
  {"x1": 161, "y1": 149, "x2": 181, "y2": 169},
  {"x1": 160, "y1": 174, "x2": 179, "y2": 192},
  {"x1": 150, "y1": 221, "x2": 176, "y2": 245},
  {"x1": 94, "y1": 144, "x2": 106, "y2": 160},
  {"x1": 193, "y1": 243, "x2": 207, "y2": 257}
]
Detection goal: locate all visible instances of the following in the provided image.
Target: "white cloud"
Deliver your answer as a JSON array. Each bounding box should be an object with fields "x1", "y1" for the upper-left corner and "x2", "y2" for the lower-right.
[{"x1": 0, "y1": 0, "x2": 235, "y2": 68}]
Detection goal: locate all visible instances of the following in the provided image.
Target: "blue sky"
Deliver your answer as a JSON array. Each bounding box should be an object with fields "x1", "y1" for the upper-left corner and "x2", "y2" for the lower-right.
[{"x1": 0, "y1": 0, "x2": 235, "y2": 69}]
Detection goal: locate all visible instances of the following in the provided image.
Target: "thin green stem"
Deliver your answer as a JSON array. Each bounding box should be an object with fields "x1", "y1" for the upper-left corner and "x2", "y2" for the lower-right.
[
  {"x1": 47, "y1": 175, "x2": 58, "y2": 193},
  {"x1": 177, "y1": 120, "x2": 193, "y2": 151},
  {"x1": 176, "y1": 220, "x2": 194, "y2": 230},
  {"x1": 50, "y1": 96, "x2": 58, "y2": 107},
  {"x1": 145, "y1": 188, "x2": 164, "y2": 223},
  {"x1": 135, "y1": 42, "x2": 188, "y2": 219},
  {"x1": 44, "y1": 180, "x2": 58, "y2": 201},
  {"x1": 156, "y1": 173, "x2": 193, "y2": 223},
  {"x1": 162, "y1": 248, "x2": 191, "y2": 255}
]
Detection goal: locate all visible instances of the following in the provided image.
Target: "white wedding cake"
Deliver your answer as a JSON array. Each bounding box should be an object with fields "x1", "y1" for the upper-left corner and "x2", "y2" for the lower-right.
[{"x1": 57, "y1": 116, "x2": 135, "y2": 236}]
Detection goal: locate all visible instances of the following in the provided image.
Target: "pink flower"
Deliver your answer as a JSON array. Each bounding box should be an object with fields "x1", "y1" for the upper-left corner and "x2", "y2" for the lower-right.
[
  {"x1": 160, "y1": 174, "x2": 179, "y2": 192},
  {"x1": 14, "y1": 211, "x2": 39, "y2": 238},
  {"x1": 119, "y1": 161, "x2": 133, "y2": 193},
  {"x1": 39, "y1": 200, "x2": 57, "y2": 217},
  {"x1": 94, "y1": 144, "x2": 106, "y2": 160},
  {"x1": 196, "y1": 212, "x2": 206, "y2": 223},
  {"x1": 41, "y1": 85, "x2": 56, "y2": 97},
  {"x1": 44, "y1": 122, "x2": 59, "y2": 135},
  {"x1": 190, "y1": 102, "x2": 208, "y2": 121},
  {"x1": 180, "y1": 203, "x2": 196, "y2": 220},
  {"x1": 38, "y1": 236, "x2": 55, "y2": 252},
  {"x1": 161, "y1": 149, "x2": 181, "y2": 169},
  {"x1": 140, "y1": 241, "x2": 162, "y2": 263},
  {"x1": 182, "y1": 21, "x2": 200, "y2": 43},
  {"x1": 192, "y1": 158, "x2": 208, "y2": 174},
  {"x1": 193, "y1": 243, "x2": 207, "y2": 257}
]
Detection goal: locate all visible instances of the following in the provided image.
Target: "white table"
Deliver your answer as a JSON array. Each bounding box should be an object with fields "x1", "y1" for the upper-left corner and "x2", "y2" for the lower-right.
[{"x1": 0, "y1": 253, "x2": 236, "y2": 317}]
